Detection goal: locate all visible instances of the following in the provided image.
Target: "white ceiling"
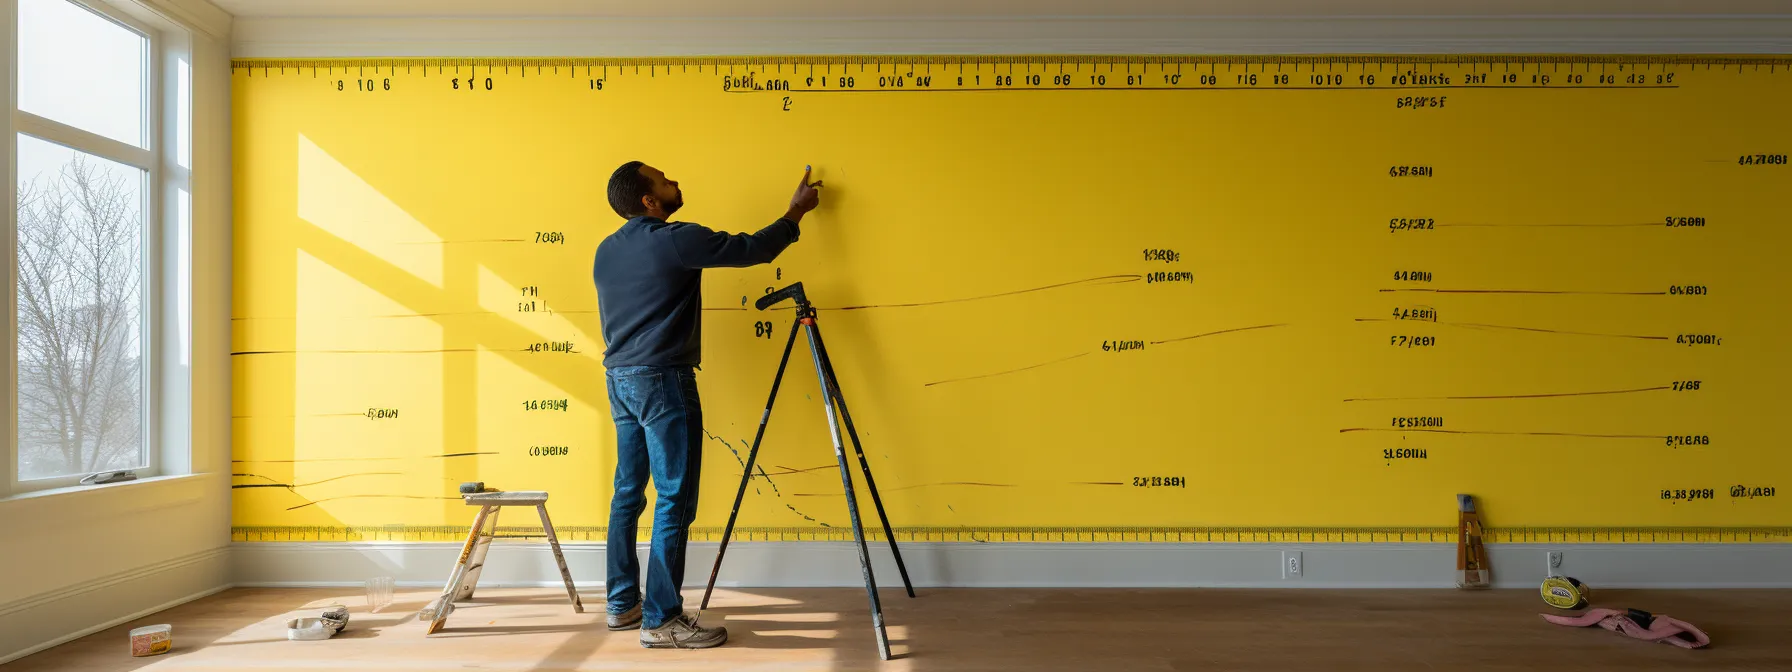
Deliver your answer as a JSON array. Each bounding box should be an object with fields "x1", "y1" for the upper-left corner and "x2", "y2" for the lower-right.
[{"x1": 211, "y1": 0, "x2": 1792, "y2": 19}]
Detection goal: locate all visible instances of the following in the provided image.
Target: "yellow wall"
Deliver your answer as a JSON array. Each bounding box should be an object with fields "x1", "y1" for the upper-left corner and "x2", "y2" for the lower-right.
[{"x1": 231, "y1": 56, "x2": 1790, "y2": 544}]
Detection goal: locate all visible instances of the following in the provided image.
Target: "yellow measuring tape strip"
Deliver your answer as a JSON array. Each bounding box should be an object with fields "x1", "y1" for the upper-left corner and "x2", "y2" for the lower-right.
[
  {"x1": 228, "y1": 54, "x2": 1792, "y2": 94},
  {"x1": 232, "y1": 526, "x2": 1792, "y2": 543},
  {"x1": 232, "y1": 54, "x2": 1792, "y2": 66}
]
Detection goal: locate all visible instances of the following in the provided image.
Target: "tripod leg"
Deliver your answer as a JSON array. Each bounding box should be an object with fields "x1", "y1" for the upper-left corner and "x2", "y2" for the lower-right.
[
  {"x1": 804, "y1": 322, "x2": 892, "y2": 661},
  {"x1": 809, "y1": 325, "x2": 916, "y2": 598},
  {"x1": 700, "y1": 315, "x2": 802, "y2": 610}
]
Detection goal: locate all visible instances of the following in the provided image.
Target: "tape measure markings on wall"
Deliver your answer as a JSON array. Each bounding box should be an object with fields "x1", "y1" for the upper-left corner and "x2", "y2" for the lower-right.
[{"x1": 230, "y1": 526, "x2": 1792, "y2": 544}]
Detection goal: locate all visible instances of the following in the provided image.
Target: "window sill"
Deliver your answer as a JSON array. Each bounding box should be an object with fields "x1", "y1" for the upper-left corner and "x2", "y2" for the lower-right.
[{"x1": 0, "y1": 472, "x2": 215, "y2": 510}]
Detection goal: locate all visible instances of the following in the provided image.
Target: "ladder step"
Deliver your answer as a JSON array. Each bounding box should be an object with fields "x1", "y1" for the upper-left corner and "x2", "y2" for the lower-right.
[{"x1": 464, "y1": 491, "x2": 548, "y2": 506}]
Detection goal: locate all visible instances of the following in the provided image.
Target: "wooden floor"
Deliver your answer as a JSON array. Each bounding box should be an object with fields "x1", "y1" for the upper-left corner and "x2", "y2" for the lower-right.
[{"x1": 9, "y1": 586, "x2": 1790, "y2": 671}]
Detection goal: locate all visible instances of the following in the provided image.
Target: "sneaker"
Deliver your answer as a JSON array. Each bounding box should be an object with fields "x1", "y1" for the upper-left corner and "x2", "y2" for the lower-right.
[
  {"x1": 607, "y1": 603, "x2": 641, "y2": 631},
  {"x1": 639, "y1": 612, "x2": 727, "y2": 649}
]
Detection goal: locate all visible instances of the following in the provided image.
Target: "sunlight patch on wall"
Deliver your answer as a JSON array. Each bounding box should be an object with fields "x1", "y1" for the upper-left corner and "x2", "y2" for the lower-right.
[
  {"x1": 476, "y1": 263, "x2": 595, "y2": 362},
  {"x1": 298, "y1": 133, "x2": 443, "y2": 287},
  {"x1": 293, "y1": 248, "x2": 446, "y2": 525}
]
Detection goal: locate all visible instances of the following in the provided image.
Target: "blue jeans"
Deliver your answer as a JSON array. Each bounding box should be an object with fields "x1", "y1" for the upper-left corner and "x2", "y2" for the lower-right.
[{"x1": 605, "y1": 365, "x2": 704, "y2": 629}]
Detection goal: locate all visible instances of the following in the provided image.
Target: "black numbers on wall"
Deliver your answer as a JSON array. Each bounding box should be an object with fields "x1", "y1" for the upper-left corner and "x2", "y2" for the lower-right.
[{"x1": 336, "y1": 78, "x2": 389, "y2": 92}]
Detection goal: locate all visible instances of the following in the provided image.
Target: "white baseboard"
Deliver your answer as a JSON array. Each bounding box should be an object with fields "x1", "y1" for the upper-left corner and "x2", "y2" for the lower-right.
[
  {"x1": 233, "y1": 541, "x2": 1792, "y2": 591},
  {"x1": 0, "y1": 547, "x2": 232, "y2": 665}
]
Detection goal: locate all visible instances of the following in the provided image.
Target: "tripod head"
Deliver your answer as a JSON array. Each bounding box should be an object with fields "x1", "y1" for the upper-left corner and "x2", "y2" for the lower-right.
[{"x1": 756, "y1": 282, "x2": 810, "y2": 312}]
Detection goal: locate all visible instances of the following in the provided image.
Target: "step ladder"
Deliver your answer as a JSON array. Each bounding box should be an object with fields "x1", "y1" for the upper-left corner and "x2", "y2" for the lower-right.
[{"x1": 421, "y1": 490, "x2": 584, "y2": 634}]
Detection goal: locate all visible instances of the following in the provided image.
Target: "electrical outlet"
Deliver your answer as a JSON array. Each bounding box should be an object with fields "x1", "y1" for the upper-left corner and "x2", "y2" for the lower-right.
[
  {"x1": 1283, "y1": 550, "x2": 1303, "y2": 578},
  {"x1": 1548, "y1": 551, "x2": 1564, "y2": 569}
]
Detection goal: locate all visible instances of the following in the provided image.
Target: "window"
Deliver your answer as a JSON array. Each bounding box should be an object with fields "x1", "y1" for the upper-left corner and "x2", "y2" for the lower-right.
[
  {"x1": 7, "y1": 0, "x2": 189, "y2": 495},
  {"x1": 19, "y1": 0, "x2": 147, "y2": 148}
]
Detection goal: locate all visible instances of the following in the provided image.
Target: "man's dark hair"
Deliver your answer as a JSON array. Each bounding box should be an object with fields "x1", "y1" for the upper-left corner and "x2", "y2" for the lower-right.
[{"x1": 607, "y1": 161, "x2": 652, "y2": 218}]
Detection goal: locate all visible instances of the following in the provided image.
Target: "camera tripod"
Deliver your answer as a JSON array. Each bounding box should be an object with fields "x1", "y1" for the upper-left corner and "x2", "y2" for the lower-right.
[{"x1": 699, "y1": 281, "x2": 914, "y2": 661}]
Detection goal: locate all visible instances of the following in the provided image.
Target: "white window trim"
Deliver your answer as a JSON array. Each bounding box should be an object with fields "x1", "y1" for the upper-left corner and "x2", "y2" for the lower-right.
[
  {"x1": 4, "y1": 0, "x2": 192, "y2": 498},
  {"x1": 16, "y1": 111, "x2": 153, "y2": 170},
  {"x1": 2, "y1": 0, "x2": 18, "y2": 498}
]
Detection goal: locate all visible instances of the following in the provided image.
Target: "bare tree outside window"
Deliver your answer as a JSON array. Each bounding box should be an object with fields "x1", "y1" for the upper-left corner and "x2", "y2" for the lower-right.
[{"x1": 15, "y1": 139, "x2": 146, "y2": 480}]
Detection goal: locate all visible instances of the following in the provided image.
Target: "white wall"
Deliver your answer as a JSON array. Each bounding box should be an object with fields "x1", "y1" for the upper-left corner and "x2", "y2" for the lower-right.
[{"x1": 0, "y1": 0, "x2": 232, "y2": 663}]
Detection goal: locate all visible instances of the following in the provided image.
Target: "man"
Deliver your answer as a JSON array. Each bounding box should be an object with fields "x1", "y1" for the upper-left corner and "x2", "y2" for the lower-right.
[{"x1": 591, "y1": 161, "x2": 822, "y2": 648}]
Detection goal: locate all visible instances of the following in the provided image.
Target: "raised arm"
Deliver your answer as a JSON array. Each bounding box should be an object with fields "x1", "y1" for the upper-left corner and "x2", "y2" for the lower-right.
[
  {"x1": 670, "y1": 218, "x2": 801, "y2": 268},
  {"x1": 669, "y1": 166, "x2": 824, "y2": 269}
]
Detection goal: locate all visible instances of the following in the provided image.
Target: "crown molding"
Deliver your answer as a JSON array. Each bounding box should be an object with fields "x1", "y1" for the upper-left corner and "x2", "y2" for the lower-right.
[
  {"x1": 231, "y1": 16, "x2": 1792, "y2": 58},
  {"x1": 130, "y1": 0, "x2": 233, "y2": 41}
]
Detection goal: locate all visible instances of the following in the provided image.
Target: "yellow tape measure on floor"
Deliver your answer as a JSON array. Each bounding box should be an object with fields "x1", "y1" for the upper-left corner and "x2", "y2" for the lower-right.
[
  {"x1": 230, "y1": 56, "x2": 1790, "y2": 542},
  {"x1": 1542, "y1": 575, "x2": 1593, "y2": 609}
]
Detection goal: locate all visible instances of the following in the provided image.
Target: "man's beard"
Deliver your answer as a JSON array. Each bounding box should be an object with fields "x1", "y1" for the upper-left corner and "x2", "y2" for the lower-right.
[{"x1": 661, "y1": 192, "x2": 684, "y2": 216}]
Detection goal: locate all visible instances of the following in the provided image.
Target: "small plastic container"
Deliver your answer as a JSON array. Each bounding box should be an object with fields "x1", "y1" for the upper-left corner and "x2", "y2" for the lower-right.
[
  {"x1": 129, "y1": 624, "x2": 172, "y2": 657},
  {"x1": 366, "y1": 576, "x2": 394, "y2": 613}
]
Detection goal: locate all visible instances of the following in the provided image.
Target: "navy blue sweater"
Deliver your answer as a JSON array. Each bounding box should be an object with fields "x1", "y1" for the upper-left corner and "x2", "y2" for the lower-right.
[{"x1": 592, "y1": 215, "x2": 800, "y2": 368}]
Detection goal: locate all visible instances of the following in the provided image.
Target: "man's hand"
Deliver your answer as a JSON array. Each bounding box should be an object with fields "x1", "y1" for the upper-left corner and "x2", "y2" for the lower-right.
[{"x1": 785, "y1": 166, "x2": 823, "y2": 221}]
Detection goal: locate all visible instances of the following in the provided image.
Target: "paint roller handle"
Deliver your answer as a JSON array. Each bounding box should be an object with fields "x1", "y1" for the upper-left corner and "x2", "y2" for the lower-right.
[{"x1": 785, "y1": 165, "x2": 823, "y2": 222}]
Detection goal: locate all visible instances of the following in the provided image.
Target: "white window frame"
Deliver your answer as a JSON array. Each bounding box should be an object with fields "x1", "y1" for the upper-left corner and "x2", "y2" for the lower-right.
[{"x1": 4, "y1": 0, "x2": 192, "y2": 498}]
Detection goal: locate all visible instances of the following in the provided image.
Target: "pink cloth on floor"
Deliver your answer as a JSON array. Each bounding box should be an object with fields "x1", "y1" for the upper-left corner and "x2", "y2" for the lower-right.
[{"x1": 1541, "y1": 608, "x2": 1710, "y2": 649}]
